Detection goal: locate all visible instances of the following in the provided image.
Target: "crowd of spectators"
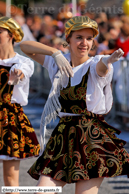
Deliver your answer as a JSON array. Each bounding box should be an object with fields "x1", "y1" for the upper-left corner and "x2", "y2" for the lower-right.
[
  {"x1": 11, "y1": 9, "x2": 129, "y2": 58},
  {"x1": 1, "y1": 3, "x2": 129, "y2": 129}
]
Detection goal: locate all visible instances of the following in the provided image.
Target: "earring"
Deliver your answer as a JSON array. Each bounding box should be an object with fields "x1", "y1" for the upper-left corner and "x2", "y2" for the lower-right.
[{"x1": 63, "y1": 42, "x2": 69, "y2": 48}]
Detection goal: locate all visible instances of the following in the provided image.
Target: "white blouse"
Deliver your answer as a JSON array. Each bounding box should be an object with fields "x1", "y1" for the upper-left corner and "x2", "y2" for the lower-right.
[
  {"x1": 0, "y1": 52, "x2": 34, "y2": 106},
  {"x1": 43, "y1": 53, "x2": 113, "y2": 115}
]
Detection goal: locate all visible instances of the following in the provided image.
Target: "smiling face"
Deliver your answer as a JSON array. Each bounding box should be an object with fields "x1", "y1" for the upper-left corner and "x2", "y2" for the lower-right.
[
  {"x1": 0, "y1": 27, "x2": 13, "y2": 46},
  {"x1": 68, "y1": 28, "x2": 94, "y2": 59}
]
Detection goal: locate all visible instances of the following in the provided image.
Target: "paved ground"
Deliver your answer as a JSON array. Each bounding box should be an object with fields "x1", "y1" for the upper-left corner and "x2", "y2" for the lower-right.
[{"x1": 0, "y1": 101, "x2": 129, "y2": 194}]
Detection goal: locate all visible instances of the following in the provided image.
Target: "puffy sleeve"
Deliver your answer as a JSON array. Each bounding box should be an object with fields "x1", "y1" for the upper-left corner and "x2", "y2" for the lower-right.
[
  {"x1": 86, "y1": 55, "x2": 113, "y2": 114},
  {"x1": 10, "y1": 58, "x2": 34, "y2": 106},
  {"x1": 10, "y1": 58, "x2": 34, "y2": 85},
  {"x1": 43, "y1": 55, "x2": 59, "y2": 83},
  {"x1": 42, "y1": 53, "x2": 71, "y2": 83}
]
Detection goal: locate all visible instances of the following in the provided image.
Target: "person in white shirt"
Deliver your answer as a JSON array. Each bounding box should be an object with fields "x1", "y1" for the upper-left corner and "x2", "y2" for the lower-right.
[
  {"x1": 0, "y1": 16, "x2": 40, "y2": 194},
  {"x1": 20, "y1": 16, "x2": 129, "y2": 194}
]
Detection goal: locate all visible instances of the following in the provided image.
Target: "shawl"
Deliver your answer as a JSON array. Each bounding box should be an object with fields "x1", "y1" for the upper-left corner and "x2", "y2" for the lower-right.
[{"x1": 39, "y1": 71, "x2": 69, "y2": 155}]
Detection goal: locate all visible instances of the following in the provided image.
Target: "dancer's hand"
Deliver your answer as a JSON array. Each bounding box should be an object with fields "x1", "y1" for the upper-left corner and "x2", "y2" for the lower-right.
[
  {"x1": 108, "y1": 48, "x2": 124, "y2": 63},
  {"x1": 102, "y1": 48, "x2": 124, "y2": 68},
  {"x1": 52, "y1": 50, "x2": 74, "y2": 77},
  {"x1": 8, "y1": 68, "x2": 24, "y2": 85}
]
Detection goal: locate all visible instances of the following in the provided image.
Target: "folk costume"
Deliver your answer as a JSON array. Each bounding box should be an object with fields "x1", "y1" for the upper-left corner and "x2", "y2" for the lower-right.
[
  {"x1": 28, "y1": 53, "x2": 129, "y2": 182},
  {"x1": 28, "y1": 16, "x2": 129, "y2": 182},
  {"x1": 0, "y1": 17, "x2": 40, "y2": 161}
]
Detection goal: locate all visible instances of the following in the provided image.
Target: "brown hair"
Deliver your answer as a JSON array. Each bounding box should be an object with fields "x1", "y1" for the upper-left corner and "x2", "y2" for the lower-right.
[
  {"x1": 7, "y1": 29, "x2": 15, "y2": 45},
  {"x1": 62, "y1": 31, "x2": 74, "y2": 48},
  {"x1": 66, "y1": 31, "x2": 74, "y2": 43}
]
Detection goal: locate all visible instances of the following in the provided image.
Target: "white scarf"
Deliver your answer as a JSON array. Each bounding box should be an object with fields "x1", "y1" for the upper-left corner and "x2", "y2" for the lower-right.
[{"x1": 39, "y1": 70, "x2": 69, "y2": 155}]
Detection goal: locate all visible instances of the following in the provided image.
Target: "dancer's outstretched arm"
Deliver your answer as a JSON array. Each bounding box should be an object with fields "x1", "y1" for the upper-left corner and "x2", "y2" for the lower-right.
[
  {"x1": 96, "y1": 48, "x2": 124, "y2": 77},
  {"x1": 20, "y1": 41, "x2": 73, "y2": 77}
]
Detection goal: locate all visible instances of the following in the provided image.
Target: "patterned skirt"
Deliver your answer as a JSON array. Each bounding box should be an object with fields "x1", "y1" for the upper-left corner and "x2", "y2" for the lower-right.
[
  {"x1": 28, "y1": 114, "x2": 129, "y2": 183},
  {"x1": 0, "y1": 102, "x2": 40, "y2": 159}
]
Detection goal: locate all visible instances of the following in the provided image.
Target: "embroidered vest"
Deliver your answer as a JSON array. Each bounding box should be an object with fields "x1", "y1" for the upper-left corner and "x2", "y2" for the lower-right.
[
  {"x1": 0, "y1": 65, "x2": 14, "y2": 106},
  {"x1": 59, "y1": 68, "x2": 90, "y2": 115}
]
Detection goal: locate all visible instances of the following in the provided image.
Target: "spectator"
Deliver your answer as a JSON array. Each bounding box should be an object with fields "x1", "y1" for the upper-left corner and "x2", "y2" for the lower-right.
[
  {"x1": 97, "y1": 32, "x2": 111, "y2": 54},
  {"x1": 116, "y1": 15, "x2": 129, "y2": 57},
  {"x1": 14, "y1": 15, "x2": 36, "y2": 45}
]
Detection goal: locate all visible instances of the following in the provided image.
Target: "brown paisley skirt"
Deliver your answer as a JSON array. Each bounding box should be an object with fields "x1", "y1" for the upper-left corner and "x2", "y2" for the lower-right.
[
  {"x1": 28, "y1": 114, "x2": 129, "y2": 183},
  {"x1": 0, "y1": 101, "x2": 40, "y2": 159}
]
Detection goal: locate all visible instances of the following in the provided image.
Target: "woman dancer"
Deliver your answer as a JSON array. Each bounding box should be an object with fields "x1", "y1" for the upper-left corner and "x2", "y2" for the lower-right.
[
  {"x1": 20, "y1": 16, "x2": 129, "y2": 194},
  {"x1": 0, "y1": 16, "x2": 40, "y2": 194}
]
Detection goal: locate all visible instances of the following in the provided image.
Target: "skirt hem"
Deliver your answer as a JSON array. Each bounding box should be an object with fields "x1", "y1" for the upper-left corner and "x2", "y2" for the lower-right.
[{"x1": 27, "y1": 171, "x2": 129, "y2": 183}]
